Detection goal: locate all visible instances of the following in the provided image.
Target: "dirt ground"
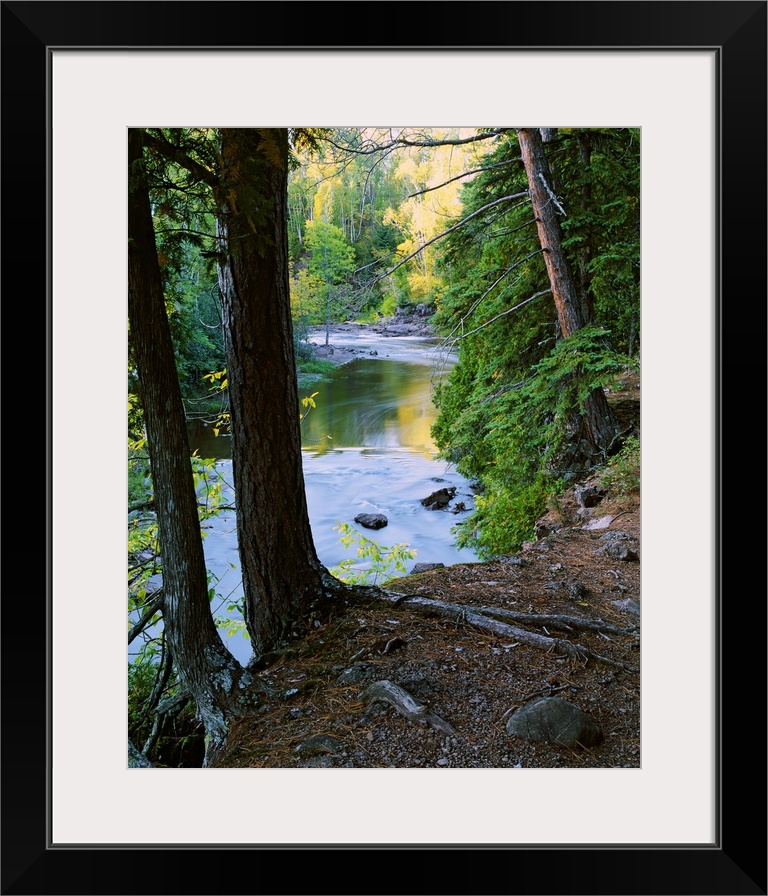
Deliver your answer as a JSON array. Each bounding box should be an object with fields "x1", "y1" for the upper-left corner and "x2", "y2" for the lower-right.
[{"x1": 211, "y1": 374, "x2": 641, "y2": 770}]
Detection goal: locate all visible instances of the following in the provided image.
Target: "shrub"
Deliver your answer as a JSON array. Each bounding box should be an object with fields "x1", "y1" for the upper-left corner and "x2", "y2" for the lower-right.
[
  {"x1": 330, "y1": 522, "x2": 416, "y2": 586},
  {"x1": 600, "y1": 435, "x2": 640, "y2": 496}
]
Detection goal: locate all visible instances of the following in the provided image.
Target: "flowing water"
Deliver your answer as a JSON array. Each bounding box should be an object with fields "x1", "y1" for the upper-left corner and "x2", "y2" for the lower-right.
[{"x1": 140, "y1": 330, "x2": 478, "y2": 665}]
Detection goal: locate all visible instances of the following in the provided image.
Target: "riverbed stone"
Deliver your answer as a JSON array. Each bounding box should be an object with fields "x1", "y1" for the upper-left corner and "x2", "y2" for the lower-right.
[
  {"x1": 354, "y1": 513, "x2": 388, "y2": 529},
  {"x1": 420, "y1": 487, "x2": 456, "y2": 510}
]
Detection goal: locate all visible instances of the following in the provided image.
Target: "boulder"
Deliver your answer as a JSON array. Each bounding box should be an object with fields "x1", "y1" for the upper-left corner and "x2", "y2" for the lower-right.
[{"x1": 506, "y1": 697, "x2": 603, "y2": 748}]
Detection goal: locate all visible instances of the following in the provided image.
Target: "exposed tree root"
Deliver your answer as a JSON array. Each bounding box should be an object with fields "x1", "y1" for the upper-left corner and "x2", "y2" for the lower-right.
[
  {"x1": 380, "y1": 590, "x2": 638, "y2": 672},
  {"x1": 360, "y1": 679, "x2": 456, "y2": 735},
  {"x1": 473, "y1": 606, "x2": 638, "y2": 639}
]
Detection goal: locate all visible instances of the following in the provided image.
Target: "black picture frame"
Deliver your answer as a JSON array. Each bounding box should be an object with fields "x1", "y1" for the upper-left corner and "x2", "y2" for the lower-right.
[{"x1": 4, "y1": 2, "x2": 765, "y2": 894}]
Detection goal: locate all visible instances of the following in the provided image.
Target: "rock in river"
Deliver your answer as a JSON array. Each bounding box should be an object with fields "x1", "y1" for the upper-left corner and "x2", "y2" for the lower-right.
[{"x1": 354, "y1": 513, "x2": 388, "y2": 530}]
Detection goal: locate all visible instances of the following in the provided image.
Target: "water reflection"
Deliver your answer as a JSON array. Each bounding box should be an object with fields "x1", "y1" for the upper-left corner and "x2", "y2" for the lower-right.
[
  {"x1": 300, "y1": 359, "x2": 437, "y2": 456},
  {"x1": 179, "y1": 336, "x2": 478, "y2": 665}
]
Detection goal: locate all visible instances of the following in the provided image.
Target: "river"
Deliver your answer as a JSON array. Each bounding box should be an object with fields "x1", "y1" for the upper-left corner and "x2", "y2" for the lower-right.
[{"x1": 156, "y1": 329, "x2": 479, "y2": 665}]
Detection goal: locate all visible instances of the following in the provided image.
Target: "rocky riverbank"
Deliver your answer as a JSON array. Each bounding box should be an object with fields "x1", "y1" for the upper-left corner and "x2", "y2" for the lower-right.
[
  {"x1": 308, "y1": 308, "x2": 437, "y2": 366},
  {"x1": 211, "y1": 465, "x2": 640, "y2": 770},
  {"x1": 204, "y1": 373, "x2": 641, "y2": 770}
]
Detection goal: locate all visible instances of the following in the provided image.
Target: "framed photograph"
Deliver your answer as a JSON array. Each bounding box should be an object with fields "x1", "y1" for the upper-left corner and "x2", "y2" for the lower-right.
[{"x1": 5, "y1": 1, "x2": 765, "y2": 893}]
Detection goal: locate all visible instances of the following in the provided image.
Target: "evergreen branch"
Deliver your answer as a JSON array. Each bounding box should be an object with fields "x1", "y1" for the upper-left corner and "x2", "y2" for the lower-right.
[
  {"x1": 142, "y1": 130, "x2": 217, "y2": 188},
  {"x1": 153, "y1": 227, "x2": 217, "y2": 240},
  {"x1": 442, "y1": 249, "x2": 546, "y2": 344}
]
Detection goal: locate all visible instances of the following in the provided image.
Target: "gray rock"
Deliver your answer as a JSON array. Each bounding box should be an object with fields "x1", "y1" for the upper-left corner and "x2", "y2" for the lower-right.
[
  {"x1": 420, "y1": 487, "x2": 456, "y2": 510},
  {"x1": 301, "y1": 755, "x2": 335, "y2": 768},
  {"x1": 354, "y1": 512, "x2": 388, "y2": 530},
  {"x1": 506, "y1": 697, "x2": 603, "y2": 748},
  {"x1": 411, "y1": 562, "x2": 445, "y2": 574},
  {"x1": 294, "y1": 734, "x2": 346, "y2": 757},
  {"x1": 565, "y1": 582, "x2": 588, "y2": 600},
  {"x1": 336, "y1": 662, "x2": 378, "y2": 685},
  {"x1": 501, "y1": 554, "x2": 529, "y2": 568},
  {"x1": 575, "y1": 485, "x2": 605, "y2": 508},
  {"x1": 612, "y1": 597, "x2": 641, "y2": 616},
  {"x1": 597, "y1": 530, "x2": 639, "y2": 562},
  {"x1": 583, "y1": 515, "x2": 615, "y2": 530}
]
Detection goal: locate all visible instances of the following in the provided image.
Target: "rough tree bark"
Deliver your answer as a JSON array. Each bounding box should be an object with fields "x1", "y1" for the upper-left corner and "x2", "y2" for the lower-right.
[
  {"x1": 576, "y1": 130, "x2": 594, "y2": 308},
  {"x1": 128, "y1": 128, "x2": 247, "y2": 763},
  {"x1": 516, "y1": 128, "x2": 621, "y2": 467},
  {"x1": 214, "y1": 128, "x2": 344, "y2": 657}
]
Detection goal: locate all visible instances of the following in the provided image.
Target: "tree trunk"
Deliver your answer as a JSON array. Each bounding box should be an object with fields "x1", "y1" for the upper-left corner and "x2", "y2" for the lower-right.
[
  {"x1": 214, "y1": 128, "x2": 336, "y2": 657},
  {"x1": 517, "y1": 128, "x2": 620, "y2": 468},
  {"x1": 577, "y1": 130, "x2": 594, "y2": 308},
  {"x1": 128, "y1": 129, "x2": 246, "y2": 762}
]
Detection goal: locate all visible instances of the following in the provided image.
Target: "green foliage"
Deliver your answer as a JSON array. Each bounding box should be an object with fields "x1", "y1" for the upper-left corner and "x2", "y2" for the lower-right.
[
  {"x1": 136, "y1": 133, "x2": 225, "y2": 401},
  {"x1": 517, "y1": 326, "x2": 638, "y2": 468},
  {"x1": 208, "y1": 566, "x2": 249, "y2": 642},
  {"x1": 128, "y1": 654, "x2": 162, "y2": 743},
  {"x1": 330, "y1": 522, "x2": 416, "y2": 586},
  {"x1": 128, "y1": 653, "x2": 203, "y2": 768},
  {"x1": 378, "y1": 293, "x2": 398, "y2": 319},
  {"x1": 290, "y1": 268, "x2": 326, "y2": 329},
  {"x1": 305, "y1": 220, "x2": 355, "y2": 281},
  {"x1": 599, "y1": 435, "x2": 640, "y2": 496},
  {"x1": 190, "y1": 452, "x2": 226, "y2": 523},
  {"x1": 128, "y1": 408, "x2": 160, "y2": 611},
  {"x1": 433, "y1": 328, "x2": 636, "y2": 558},
  {"x1": 296, "y1": 357, "x2": 336, "y2": 387},
  {"x1": 429, "y1": 128, "x2": 640, "y2": 556},
  {"x1": 162, "y1": 244, "x2": 226, "y2": 396},
  {"x1": 454, "y1": 473, "x2": 557, "y2": 558},
  {"x1": 299, "y1": 391, "x2": 319, "y2": 425}
]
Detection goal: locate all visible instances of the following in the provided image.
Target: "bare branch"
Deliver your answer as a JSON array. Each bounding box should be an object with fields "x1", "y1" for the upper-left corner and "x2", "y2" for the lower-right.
[
  {"x1": 450, "y1": 289, "x2": 551, "y2": 343},
  {"x1": 321, "y1": 129, "x2": 505, "y2": 158},
  {"x1": 441, "y1": 249, "x2": 546, "y2": 345},
  {"x1": 406, "y1": 158, "x2": 522, "y2": 200},
  {"x1": 128, "y1": 590, "x2": 165, "y2": 645},
  {"x1": 537, "y1": 171, "x2": 567, "y2": 216},
  {"x1": 367, "y1": 193, "x2": 529, "y2": 288}
]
